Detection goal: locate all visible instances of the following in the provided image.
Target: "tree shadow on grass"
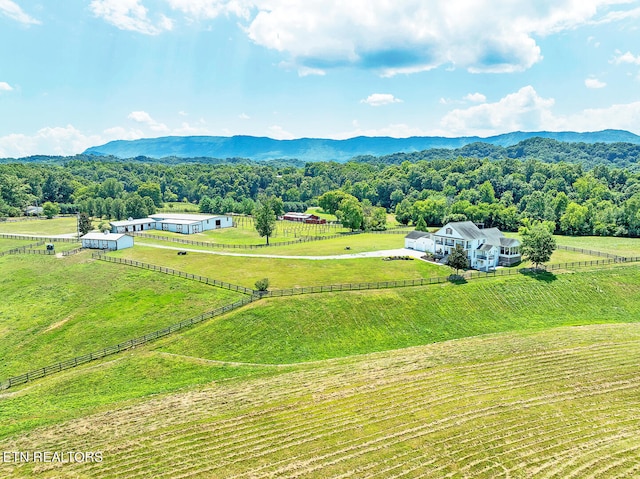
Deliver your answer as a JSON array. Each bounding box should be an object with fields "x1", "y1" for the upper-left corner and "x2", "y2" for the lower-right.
[{"x1": 519, "y1": 268, "x2": 557, "y2": 282}]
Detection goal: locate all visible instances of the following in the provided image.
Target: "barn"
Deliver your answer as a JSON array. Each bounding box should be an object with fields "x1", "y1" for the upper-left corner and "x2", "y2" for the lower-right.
[
  {"x1": 282, "y1": 212, "x2": 327, "y2": 224},
  {"x1": 81, "y1": 231, "x2": 134, "y2": 250},
  {"x1": 110, "y1": 218, "x2": 156, "y2": 234},
  {"x1": 109, "y1": 214, "x2": 233, "y2": 235},
  {"x1": 149, "y1": 213, "x2": 233, "y2": 234}
]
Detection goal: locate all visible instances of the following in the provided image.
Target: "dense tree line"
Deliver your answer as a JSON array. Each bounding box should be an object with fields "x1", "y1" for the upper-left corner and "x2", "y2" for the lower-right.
[{"x1": 1, "y1": 155, "x2": 639, "y2": 236}]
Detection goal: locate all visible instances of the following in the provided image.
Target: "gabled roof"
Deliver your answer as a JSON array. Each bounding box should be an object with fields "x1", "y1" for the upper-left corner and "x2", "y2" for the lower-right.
[
  {"x1": 405, "y1": 231, "x2": 430, "y2": 240},
  {"x1": 149, "y1": 213, "x2": 221, "y2": 222},
  {"x1": 81, "y1": 232, "x2": 128, "y2": 241},
  {"x1": 436, "y1": 221, "x2": 485, "y2": 240},
  {"x1": 500, "y1": 237, "x2": 520, "y2": 247},
  {"x1": 478, "y1": 243, "x2": 495, "y2": 252}
]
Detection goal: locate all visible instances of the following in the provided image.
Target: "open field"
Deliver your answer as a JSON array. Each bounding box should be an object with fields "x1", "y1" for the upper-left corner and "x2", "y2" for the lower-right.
[
  {"x1": 156, "y1": 202, "x2": 200, "y2": 212},
  {"x1": 110, "y1": 245, "x2": 447, "y2": 288},
  {"x1": 0, "y1": 217, "x2": 82, "y2": 235},
  {"x1": 0, "y1": 239, "x2": 37, "y2": 252},
  {"x1": 155, "y1": 266, "x2": 640, "y2": 364},
  {"x1": 2, "y1": 323, "x2": 640, "y2": 477},
  {"x1": 304, "y1": 206, "x2": 338, "y2": 221},
  {"x1": 135, "y1": 231, "x2": 408, "y2": 255},
  {"x1": 0, "y1": 253, "x2": 243, "y2": 378},
  {"x1": 553, "y1": 234, "x2": 640, "y2": 257}
]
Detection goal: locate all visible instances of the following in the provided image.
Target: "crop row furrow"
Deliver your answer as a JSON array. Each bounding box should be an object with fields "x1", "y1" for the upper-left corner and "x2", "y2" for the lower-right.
[{"x1": 256, "y1": 378, "x2": 640, "y2": 479}]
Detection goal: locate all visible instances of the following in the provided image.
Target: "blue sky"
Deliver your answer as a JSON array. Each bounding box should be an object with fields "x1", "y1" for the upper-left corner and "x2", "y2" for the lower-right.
[{"x1": 1, "y1": 0, "x2": 640, "y2": 157}]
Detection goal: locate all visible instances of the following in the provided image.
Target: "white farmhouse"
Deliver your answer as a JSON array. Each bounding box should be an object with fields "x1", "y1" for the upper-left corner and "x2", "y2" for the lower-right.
[
  {"x1": 405, "y1": 221, "x2": 521, "y2": 271},
  {"x1": 81, "y1": 231, "x2": 134, "y2": 250}
]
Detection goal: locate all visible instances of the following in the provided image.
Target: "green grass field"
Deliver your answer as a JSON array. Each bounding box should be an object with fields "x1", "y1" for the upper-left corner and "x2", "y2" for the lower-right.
[
  {"x1": 0, "y1": 253, "x2": 243, "y2": 378},
  {"x1": 155, "y1": 266, "x2": 640, "y2": 364},
  {"x1": 1, "y1": 228, "x2": 640, "y2": 478},
  {"x1": 2, "y1": 323, "x2": 640, "y2": 477},
  {"x1": 156, "y1": 201, "x2": 200, "y2": 212},
  {"x1": 554, "y1": 234, "x2": 640, "y2": 257},
  {"x1": 0, "y1": 239, "x2": 36, "y2": 252},
  {"x1": 110, "y1": 245, "x2": 447, "y2": 288},
  {"x1": 0, "y1": 217, "x2": 82, "y2": 235}
]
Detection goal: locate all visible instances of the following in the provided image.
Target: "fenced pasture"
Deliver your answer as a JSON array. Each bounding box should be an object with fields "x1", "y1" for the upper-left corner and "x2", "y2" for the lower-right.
[
  {"x1": 109, "y1": 246, "x2": 446, "y2": 289},
  {"x1": 3, "y1": 323, "x2": 640, "y2": 478},
  {"x1": 0, "y1": 238, "x2": 35, "y2": 253},
  {"x1": 554, "y1": 234, "x2": 640, "y2": 257},
  {"x1": 0, "y1": 216, "x2": 81, "y2": 235},
  {"x1": 0, "y1": 254, "x2": 243, "y2": 378}
]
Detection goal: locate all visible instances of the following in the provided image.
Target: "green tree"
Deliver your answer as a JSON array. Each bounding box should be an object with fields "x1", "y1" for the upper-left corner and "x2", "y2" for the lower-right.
[
  {"x1": 42, "y1": 201, "x2": 60, "y2": 219},
  {"x1": 125, "y1": 194, "x2": 148, "y2": 219},
  {"x1": 254, "y1": 201, "x2": 277, "y2": 245},
  {"x1": 520, "y1": 221, "x2": 557, "y2": 269},
  {"x1": 318, "y1": 190, "x2": 349, "y2": 215},
  {"x1": 110, "y1": 198, "x2": 126, "y2": 221},
  {"x1": 394, "y1": 199, "x2": 412, "y2": 225},
  {"x1": 559, "y1": 202, "x2": 589, "y2": 235},
  {"x1": 447, "y1": 244, "x2": 469, "y2": 275},
  {"x1": 414, "y1": 216, "x2": 428, "y2": 232},
  {"x1": 336, "y1": 196, "x2": 364, "y2": 231},
  {"x1": 137, "y1": 182, "x2": 163, "y2": 207},
  {"x1": 78, "y1": 212, "x2": 92, "y2": 236},
  {"x1": 478, "y1": 181, "x2": 496, "y2": 204}
]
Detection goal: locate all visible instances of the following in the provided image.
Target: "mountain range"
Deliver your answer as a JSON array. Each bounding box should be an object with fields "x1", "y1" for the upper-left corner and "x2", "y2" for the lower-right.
[{"x1": 83, "y1": 130, "x2": 640, "y2": 163}]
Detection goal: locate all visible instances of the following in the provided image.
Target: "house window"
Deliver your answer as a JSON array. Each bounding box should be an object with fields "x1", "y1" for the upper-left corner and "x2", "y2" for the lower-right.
[{"x1": 446, "y1": 228, "x2": 452, "y2": 235}]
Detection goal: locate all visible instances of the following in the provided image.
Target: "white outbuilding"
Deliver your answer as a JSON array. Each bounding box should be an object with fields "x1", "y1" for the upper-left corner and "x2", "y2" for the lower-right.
[
  {"x1": 404, "y1": 231, "x2": 434, "y2": 252},
  {"x1": 149, "y1": 213, "x2": 233, "y2": 234},
  {"x1": 81, "y1": 231, "x2": 134, "y2": 250}
]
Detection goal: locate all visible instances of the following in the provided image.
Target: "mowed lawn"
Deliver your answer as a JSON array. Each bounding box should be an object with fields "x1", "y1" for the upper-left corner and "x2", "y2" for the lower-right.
[
  {"x1": 554, "y1": 234, "x2": 640, "y2": 257},
  {"x1": 109, "y1": 245, "x2": 447, "y2": 289},
  {"x1": 136, "y1": 231, "x2": 408, "y2": 256},
  {"x1": 155, "y1": 266, "x2": 640, "y2": 364},
  {"x1": 0, "y1": 216, "x2": 82, "y2": 235},
  {"x1": 3, "y1": 323, "x2": 640, "y2": 478},
  {"x1": 0, "y1": 253, "x2": 243, "y2": 378}
]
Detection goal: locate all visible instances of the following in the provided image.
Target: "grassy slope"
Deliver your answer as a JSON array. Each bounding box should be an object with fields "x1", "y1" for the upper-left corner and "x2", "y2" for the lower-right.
[
  {"x1": 0, "y1": 239, "x2": 36, "y2": 252},
  {"x1": 0, "y1": 253, "x2": 242, "y2": 378},
  {"x1": 2, "y1": 323, "x2": 640, "y2": 478},
  {"x1": 156, "y1": 267, "x2": 640, "y2": 364}
]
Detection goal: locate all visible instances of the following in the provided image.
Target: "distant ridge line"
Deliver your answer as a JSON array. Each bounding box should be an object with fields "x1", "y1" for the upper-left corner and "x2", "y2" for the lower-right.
[{"x1": 83, "y1": 129, "x2": 640, "y2": 162}]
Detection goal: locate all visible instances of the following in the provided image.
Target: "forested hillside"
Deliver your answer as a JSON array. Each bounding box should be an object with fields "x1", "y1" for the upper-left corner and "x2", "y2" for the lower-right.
[{"x1": 1, "y1": 155, "x2": 639, "y2": 237}]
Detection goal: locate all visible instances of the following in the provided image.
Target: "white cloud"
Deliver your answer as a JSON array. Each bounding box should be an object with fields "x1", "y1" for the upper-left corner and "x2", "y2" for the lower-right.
[
  {"x1": 553, "y1": 101, "x2": 640, "y2": 132},
  {"x1": 463, "y1": 93, "x2": 487, "y2": 103},
  {"x1": 441, "y1": 86, "x2": 555, "y2": 136},
  {"x1": 0, "y1": 125, "x2": 114, "y2": 158},
  {"x1": 585, "y1": 77, "x2": 607, "y2": 88},
  {"x1": 166, "y1": 0, "x2": 251, "y2": 20},
  {"x1": 612, "y1": 50, "x2": 640, "y2": 65},
  {"x1": 267, "y1": 125, "x2": 294, "y2": 140},
  {"x1": 361, "y1": 93, "x2": 403, "y2": 107},
  {"x1": 127, "y1": 110, "x2": 169, "y2": 132},
  {"x1": 243, "y1": 0, "x2": 633, "y2": 75},
  {"x1": 298, "y1": 66, "x2": 326, "y2": 77},
  {"x1": 0, "y1": 81, "x2": 13, "y2": 91},
  {"x1": 238, "y1": 113, "x2": 250, "y2": 120},
  {"x1": 90, "y1": 0, "x2": 172, "y2": 35},
  {"x1": 0, "y1": 0, "x2": 40, "y2": 25}
]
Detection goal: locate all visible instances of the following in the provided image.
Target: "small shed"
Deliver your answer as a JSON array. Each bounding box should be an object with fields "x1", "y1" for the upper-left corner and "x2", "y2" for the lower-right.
[
  {"x1": 81, "y1": 231, "x2": 134, "y2": 250},
  {"x1": 404, "y1": 231, "x2": 433, "y2": 252}
]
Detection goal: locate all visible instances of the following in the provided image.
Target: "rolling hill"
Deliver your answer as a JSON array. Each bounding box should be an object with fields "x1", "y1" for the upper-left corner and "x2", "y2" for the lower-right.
[{"x1": 83, "y1": 129, "x2": 640, "y2": 162}]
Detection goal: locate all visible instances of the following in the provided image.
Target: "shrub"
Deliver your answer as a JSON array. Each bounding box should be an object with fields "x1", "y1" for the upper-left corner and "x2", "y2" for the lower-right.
[{"x1": 255, "y1": 278, "x2": 270, "y2": 291}]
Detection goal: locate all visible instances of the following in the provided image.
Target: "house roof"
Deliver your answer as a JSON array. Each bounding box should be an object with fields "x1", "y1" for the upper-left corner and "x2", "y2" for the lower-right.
[
  {"x1": 405, "y1": 231, "x2": 430, "y2": 240},
  {"x1": 81, "y1": 232, "x2": 128, "y2": 241},
  {"x1": 149, "y1": 213, "x2": 222, "y2": 222},
  {"x1": 478, "y1": 243, "x2": 494, "y2": 252},
  {"x1": 158, "y1": 219, "x2": 201, "y2": 225},
  {"x1": 500, "y1": 237, "x2": 520, "y2": 247},
  {"x1": 110, "y1": 218, "x2": 155, "y2": 227},
  {"x1": 437, "y1": 221, "x2": 485, "y2": 240}
]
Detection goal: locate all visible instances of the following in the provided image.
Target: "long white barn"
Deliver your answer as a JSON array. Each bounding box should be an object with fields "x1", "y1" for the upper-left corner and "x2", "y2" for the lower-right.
[{"x1": 110, "y1": 214, "x2": 233, "y2": 235}]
